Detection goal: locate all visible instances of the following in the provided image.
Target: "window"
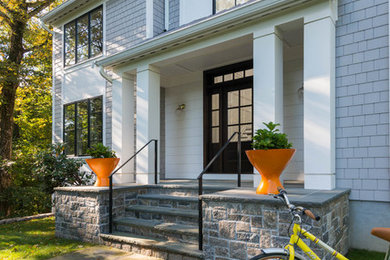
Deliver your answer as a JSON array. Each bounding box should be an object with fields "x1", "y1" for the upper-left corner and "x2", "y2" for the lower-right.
[
  {"x1": 214, "y1": 0, "x2": 251, "y2": 13},
  {"x1": 64, "y1": 6, "x2": 103, "y2": 66},
  {"x1": 64, "y1": 96, "x2": 103, "y2": 156}
]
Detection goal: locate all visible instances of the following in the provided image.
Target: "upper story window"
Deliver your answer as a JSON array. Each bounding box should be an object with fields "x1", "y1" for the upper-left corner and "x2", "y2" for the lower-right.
[
  {"x1": 64, "y1": 6, "x2": 103, "y2": 66},
  {"x1": 64, "y1": 96, "x2": 103, "y2": 156},
  {"x1": 214, "y1": 0, "x2": 251, "y2": 13}
]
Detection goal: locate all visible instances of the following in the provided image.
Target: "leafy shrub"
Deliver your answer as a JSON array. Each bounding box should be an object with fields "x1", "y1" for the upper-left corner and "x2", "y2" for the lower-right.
[
  {"x1": 86, "y1": 143, "x2": 116, "y2": 158},
  {"x1": 34, "y1": 143, "x2": 92, "y2": 193},
  {"x1": 252, "y1": 122, "x2": 292, "y2": 150}
]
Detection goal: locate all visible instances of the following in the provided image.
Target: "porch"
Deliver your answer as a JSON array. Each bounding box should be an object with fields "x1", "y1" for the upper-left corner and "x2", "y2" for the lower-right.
[
  {"x1": 53, "y1": 180, "x2": 350, "y2": 260},
  {"x1": 104, "y1": 0, "x2": 337, "y2": 191}
]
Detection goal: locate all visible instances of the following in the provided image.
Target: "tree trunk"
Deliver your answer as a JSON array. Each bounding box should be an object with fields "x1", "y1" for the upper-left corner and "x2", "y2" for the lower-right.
[{"x1": 0, "y1": 20, "x2": 25, "y2": 215}]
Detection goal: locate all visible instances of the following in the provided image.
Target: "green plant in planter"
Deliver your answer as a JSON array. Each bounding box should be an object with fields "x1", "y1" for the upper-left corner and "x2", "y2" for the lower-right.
[
  {"x1": 86, "y1": 143, "x2": 117, "y2": 158},
  {"x1": 252, "y1": 122, "x2": 292, "y2": 150}
]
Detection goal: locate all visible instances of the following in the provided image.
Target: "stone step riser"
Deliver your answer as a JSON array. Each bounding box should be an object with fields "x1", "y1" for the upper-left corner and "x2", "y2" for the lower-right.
[
  {"x1": 114, "y1": 223, "x2": 198, "y2": 245},
  {"x1": 146, "y1": 188, "x2": 228, "y2": 197},
  {"x1": 101, "y1": 237, "x2": 202, "y2": 260},
  {"x1": 138, "y1": 198, "x2": 198, "y2": 211},
  {"x1": 125, "y1": 210, "x2": 198, "y2": 225}
]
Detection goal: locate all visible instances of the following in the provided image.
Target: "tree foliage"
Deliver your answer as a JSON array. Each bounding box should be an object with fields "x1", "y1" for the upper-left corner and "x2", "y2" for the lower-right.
[{"x1": 0, "y1": 0, "x2": 61, "y2": 216}]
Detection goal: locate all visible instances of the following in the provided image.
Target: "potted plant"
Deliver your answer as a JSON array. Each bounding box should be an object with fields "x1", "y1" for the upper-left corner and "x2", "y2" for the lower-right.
[
  {"x1": 246, "y1": 122, "x2": 295, "y2": 194},
  {"x1": 85, "y1": 143, "x2": 120, "y2": 187}
]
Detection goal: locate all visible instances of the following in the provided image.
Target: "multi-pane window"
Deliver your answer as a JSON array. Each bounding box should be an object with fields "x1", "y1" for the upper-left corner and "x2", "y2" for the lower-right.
[
  {"x1": 64, "y1": 6, "x2": 103, "y2": 66},
  {"x1": 214, "y1": 0, "x2": 251, "y2": 13},
  {"x1": 64, "y1": 96, "x2": 103, "y2": 156}
]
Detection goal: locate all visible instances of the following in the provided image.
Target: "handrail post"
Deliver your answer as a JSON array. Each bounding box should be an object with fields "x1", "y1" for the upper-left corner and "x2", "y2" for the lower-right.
[
  {"x1": 109, "y1": 175, "x2": 113, "y2": 233},
  {"x1": 155, "y1": 139, "x2": 158, "y2": 184},
  {"x1": 237, "y1": 131, "x2": 241, "y2": 187},
  {"x1": 198, "y1": 176, "x2": 203, "y2": 251}
]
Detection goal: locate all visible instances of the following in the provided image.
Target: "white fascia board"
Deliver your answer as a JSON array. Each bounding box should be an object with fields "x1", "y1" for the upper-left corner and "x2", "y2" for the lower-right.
[
  {"x1": 95, "y1": 0, "x2": 317, "y2": 69},
  {"x1": 41, "y1": 0, "x2": 97, "y2": 26}
]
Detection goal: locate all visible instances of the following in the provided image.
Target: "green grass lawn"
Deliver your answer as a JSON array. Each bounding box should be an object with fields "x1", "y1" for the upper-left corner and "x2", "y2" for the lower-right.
[
  {"x1": 0, "y1": 217, "x2": 92, "y2": 260},
  {"x1": 347, "y1": 248, "x2": 386, "y2": 260}
]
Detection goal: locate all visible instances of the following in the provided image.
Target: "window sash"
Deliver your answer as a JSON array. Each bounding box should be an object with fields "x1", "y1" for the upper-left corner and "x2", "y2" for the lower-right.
[
  {"x1": 63, "y1": 96, "x2": 103, "y2": 156},
  {"x1": 213, "y1": 0, "x2": 250, "y2": 14},
  {"x1": 64, "y1": 6, "x2": 103, "y2": 66}
]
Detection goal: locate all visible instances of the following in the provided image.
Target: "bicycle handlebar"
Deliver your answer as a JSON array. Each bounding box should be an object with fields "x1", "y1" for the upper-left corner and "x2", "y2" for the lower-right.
[{"x1": 275, "y1": 188, "x2": 321, "y2": 222}]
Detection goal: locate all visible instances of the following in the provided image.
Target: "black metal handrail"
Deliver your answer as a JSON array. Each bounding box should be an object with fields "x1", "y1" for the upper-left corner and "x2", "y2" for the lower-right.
[
  {"x1": 108, "y1": 139, "x2": 158, "y2": 233},
  {"x1": 197, "y1": 132, "x2": 242, "y2": 250}
]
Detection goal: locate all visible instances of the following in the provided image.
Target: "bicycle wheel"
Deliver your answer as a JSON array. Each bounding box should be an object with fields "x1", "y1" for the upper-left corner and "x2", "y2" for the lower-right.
[{"x1": 250, "y1": 252, "x2": 302, "y2": 260}]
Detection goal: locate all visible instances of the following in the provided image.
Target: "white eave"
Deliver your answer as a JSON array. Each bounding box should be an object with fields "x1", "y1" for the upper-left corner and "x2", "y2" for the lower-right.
[
  {"x1": 96, "y1": 0, "x2": 316, "y2": 69},
  {"x1": 41, "y1": 0, "x2": 93, "y2": 25}
]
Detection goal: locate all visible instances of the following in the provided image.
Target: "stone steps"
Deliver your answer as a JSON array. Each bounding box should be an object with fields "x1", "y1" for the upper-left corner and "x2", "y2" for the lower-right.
[
  {"x1": 138, "y1": 194, "x2": 199, "y2": 210},
  {"x1": 125, "y1": 205, "x2": 198, "y2": 224},
  {"x1": 100, "y1": 232, "x2": 203, "y2": 260},
  {"x1": 114, "y1": 217, "x2": 198, "y2": 244}
]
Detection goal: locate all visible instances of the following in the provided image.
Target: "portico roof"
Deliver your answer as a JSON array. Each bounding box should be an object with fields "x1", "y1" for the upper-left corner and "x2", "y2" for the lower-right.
[{"x1": 94, "y1": 0, "x2": 315, "y2": 69}]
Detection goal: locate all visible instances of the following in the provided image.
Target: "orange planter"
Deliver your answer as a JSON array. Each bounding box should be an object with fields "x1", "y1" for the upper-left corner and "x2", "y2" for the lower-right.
[
  {"x1": 246, "y1": 149, "x2": 295, "y2": 194},
  {"x1": 85, "y1": 158, "x2": 120, "y2": 187}
]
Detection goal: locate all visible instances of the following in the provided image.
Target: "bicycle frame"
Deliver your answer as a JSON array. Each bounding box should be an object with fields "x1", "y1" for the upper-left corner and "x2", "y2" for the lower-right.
[{"x1": 284, "y1": 223, "x2": 349, "y2": 260}]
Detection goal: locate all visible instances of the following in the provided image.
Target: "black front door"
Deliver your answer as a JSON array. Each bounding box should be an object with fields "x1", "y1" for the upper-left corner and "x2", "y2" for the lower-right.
[{"x1": 204, "y1": 61, "x2": 253, "y2": 173}]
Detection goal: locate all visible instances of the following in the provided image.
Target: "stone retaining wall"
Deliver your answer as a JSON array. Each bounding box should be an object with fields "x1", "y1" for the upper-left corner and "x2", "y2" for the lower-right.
[
  {"x1": 202, "y1": 189, "x2": 350, "y2": 260},
  {"x1": 53, "y1": 185, "x2": 148, "y2": 243}
]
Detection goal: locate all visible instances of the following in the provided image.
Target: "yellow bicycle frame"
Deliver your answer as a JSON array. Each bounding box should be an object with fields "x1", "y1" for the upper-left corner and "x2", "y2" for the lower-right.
[{"x1": 284, "y1": 223, "x2": 349, "y2": 260}]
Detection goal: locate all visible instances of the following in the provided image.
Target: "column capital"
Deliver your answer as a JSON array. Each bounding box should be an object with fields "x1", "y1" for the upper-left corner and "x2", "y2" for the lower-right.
[{"x1": 137, "y1": 64, "x2": 160, "y2": 74}]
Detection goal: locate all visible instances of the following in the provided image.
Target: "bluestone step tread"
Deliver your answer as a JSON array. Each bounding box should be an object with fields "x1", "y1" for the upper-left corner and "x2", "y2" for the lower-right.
[
  {"x1": 115, "y1": 217, "x2": 198, "y2": 235},
  {"x1": 100, "y1": 232, "x2": 203, "y2": 259},
  {"x1": 138, "y1": 194, "x2": 198, "y2": 202},
  {"x1": 126, "y1": 205, "x2": 198, "y2": 218}
]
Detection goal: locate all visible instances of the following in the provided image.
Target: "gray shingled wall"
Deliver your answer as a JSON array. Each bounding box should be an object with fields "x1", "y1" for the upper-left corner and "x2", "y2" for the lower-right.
[
  {"x1": 169, "y1": 0, "x2": 180, "y2": 30},
  {"x1": 336, "y1": 0, "x2": 389, "y2": 202},
  {"x1": 106, "y1": 0, "x2": 147, "y2": 55},
  {"x1": 53, "y1": 31, "x2": 63, "y2": 143},
  {"x1": 153, "y1": 0, "x2": 165, "y2": 36}
]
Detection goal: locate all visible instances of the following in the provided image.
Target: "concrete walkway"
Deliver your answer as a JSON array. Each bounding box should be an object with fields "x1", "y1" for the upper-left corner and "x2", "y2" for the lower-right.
[{"x1": 49, "y1": 246, "x2": 162, "y2": 260}]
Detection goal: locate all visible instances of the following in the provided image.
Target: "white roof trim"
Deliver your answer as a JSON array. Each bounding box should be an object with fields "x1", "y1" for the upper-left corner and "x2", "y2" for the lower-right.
[
  {"x1": 41, "y1": 0, "x2": 93, "y2": 25},
  {"x1": 95, "y1": 0, "x2": 315, "y2": 69}
]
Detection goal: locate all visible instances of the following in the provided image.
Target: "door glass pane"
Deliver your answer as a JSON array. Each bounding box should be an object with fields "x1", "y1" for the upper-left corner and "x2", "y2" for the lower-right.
[
  {"x1": 77, "y1": 14, "x2": 89, "y2": 62},
  {"x1": 245, "y1": 69, "x2": 253, "y2": 77},
  {"x1": 212, "y1": 94, "x2": 219, "y2": 110},
  {"x1": 214, "y1": 76, "x2": 223, "y2": 84},
  {"x1": 241, "y1": 124, "x2": 252, "y2": 142},
  {"x1": 228, "y1": 126, "x2": 239, "y2": 142},
  {"x1": 216, "y1": 0, "x2": 235, "y2": 13},
  {"x1": 228, "y1": 108, "x2": 239, "y2": 125},
  {"x1": 212, "y1": 127, "x2": 219, "y2": 143},
  {"x1": 234, "y1": 71, "x2": 244, "y2": 79},
  {"x1": 240, "y1": 88, "x2": 252, "y2": 106},
  {"x1": 212, "y1": 111, "x2": 219, "y2": 127},
  {"x1": 224, "y1": 73, "x2": 233, "y2": 81},
  {"x1": 228, "y1": 90, "x2": 239, "y2": 108},
  {"x1": 240, "y1": 106, "x2": 252, "y2": 124}
]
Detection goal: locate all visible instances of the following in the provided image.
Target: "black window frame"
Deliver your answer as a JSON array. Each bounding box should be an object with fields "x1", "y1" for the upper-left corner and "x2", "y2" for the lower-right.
[
  {"x1": 63, "y1": 5, "x2": 103, "y2": 67},
  {"x1": 63, "y1": 96, "x2": 103, "y2": 156},
  {"x1": 213, "y1": 0, "x2": 251, "y2": 14}
]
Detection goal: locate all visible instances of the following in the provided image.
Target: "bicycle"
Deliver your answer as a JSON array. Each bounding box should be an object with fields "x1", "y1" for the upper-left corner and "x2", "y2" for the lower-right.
[{"x1": 250, "y1": 188, "x2": 349, "y2": 260}]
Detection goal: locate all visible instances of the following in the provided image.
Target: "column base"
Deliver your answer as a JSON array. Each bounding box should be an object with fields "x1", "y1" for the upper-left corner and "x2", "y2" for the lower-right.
[
  {"x1": 136, "y1": 172, "x2": 159, "y2": 184},
  {"x1": 304, "y1": 174, "x2": 335, "y2": 190}
]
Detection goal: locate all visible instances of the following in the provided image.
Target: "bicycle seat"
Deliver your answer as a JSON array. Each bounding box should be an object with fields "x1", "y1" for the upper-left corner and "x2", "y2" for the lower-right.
[{"x1": 371, "y1": 227, "x2": 390, "y2": 242}]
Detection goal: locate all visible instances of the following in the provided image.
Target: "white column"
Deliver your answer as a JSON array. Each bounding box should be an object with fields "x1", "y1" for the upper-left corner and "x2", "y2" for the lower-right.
[
  {"x1": 112, "y1": 76, "x2": 135, "y2": 184},
  {"x1": 303, "y1": 17, "x2": 336, "y2": 190},
  {"x1": 252, "y1": 28, "x2": 284, "y2": 187},
  {"x1": 136, "y1": 65, "x2": 160, "y2": 184}
]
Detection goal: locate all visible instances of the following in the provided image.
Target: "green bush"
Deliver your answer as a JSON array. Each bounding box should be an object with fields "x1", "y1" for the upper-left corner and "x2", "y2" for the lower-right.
[
  {"x1": 252, "y1": 122, "x2": 293, "y2": 150},
  {"x1": 34, "y1": 143, "x2": 92, "y2": 193},
  {"x1": 86, "y1": 143, "x2": 116, "y2": 158}
]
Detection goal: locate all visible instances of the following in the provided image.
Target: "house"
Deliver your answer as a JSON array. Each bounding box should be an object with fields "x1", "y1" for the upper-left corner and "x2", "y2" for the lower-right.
[{"x1": 41, "y1": 0, "x2": 389, "y2": 257}]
